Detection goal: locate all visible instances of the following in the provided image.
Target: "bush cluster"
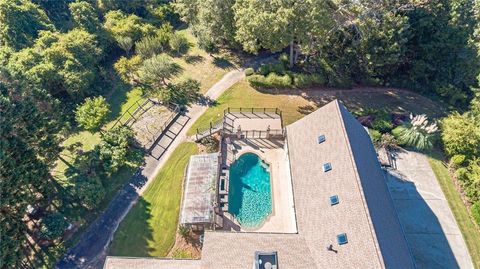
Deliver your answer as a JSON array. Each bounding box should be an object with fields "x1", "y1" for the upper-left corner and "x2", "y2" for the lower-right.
[{"x1": 247, "y1": 73, "x2": 292, "y2": 88}]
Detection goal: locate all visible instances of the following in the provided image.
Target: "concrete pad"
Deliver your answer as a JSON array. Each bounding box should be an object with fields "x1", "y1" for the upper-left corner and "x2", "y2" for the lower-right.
[{"x1": 386, "y1": 150, "x2": 474, "y2": 269}]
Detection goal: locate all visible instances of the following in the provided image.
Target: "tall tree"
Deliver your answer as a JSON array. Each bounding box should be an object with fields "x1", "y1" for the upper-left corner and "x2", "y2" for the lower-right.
[
  {"x1": 0, "y1": 0, "x2": 53, "y2": 50},
  {"x1": 0, "y1": 77, "x2": 63, "y2": 268},
  {"x1": 233, "y1": 0, "x2": 334, "y2": 67},
  {"x1": 75, "y1": 96, "x2": 110, "y2": 132}
]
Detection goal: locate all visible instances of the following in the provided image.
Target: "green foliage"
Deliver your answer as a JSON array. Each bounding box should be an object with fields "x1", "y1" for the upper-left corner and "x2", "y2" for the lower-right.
[
  {"x1": 96, "y1": 126, "x2": 135, "y2": 176},
  {"x1": 455, "y1": 158, "x2": 480, "y2": 202},
  {"x1": 164, "y1": 78, "x2": 201, "y2": 106},
  {"x1": 472, "y1": 202, "x2": 480, "y2": 226},
  {"x1": 114, "y1": 55, "x2": 142, "y2": 83},
  {"x1": 39, "y1": 212, "x2": 69, "y2": 241},
  {"x1": 0, "y1": 0, "x2": 53, "y2": 50},
  {"x1": 69, "y1": 1, "x2": 101, "y2": 34},
  {"x1": 116, "y1": 36, "x2": 134, "y2": 55},
  {"x1": 451, "y1": 155, "x2": 467, "y2": 166},
  {"x1": 258, "y1": 63, "x2": 286, "y2": 76},
  {"x1": 292, "y1": 73, "x2": 326, "y2": 88},
  {"x1": 244, "y1": 67, "x2": 254, "y2": 76},
  {"x1": 368, "y1": 129, "x2": 382, "y2": 145},
  {"x1": 104, "y1": 10, "x2": 155, "y2": 42},
  {"x1": 168, "y1": 32, "x2": 190, "y2": 55},
  {"x1": 71, "y1": 175, "x2": 105, "y2": 210},
  {"x1": 396, "y1": 115, "x2": 439, "y2": 151},
  {"x1": 441, "y1": 112, "x2": 480, "y2": 158},
  {"x1": 135, "y1": 34, "x2": 166, "y2": 59},
  {"x1": 7, "y1": 29, "x2": 103, "y2": 101},
  {"x1": 75, "y1": 96, "x2": 110, "y2": 132},
  {"x1": 139, "y1": 54, "x2": 183, "y2": 89},
  {"x1": 247, "y1": 73, "x2": 292, "y2": 89},
  {"x1": 178, "y1": 224, "x2": 190, "y2": 240}
]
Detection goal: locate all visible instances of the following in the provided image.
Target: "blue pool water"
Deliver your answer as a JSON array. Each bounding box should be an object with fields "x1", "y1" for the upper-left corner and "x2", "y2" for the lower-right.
[{"x1": 228, "y1": 152, "x2": 272, "y2": 228}]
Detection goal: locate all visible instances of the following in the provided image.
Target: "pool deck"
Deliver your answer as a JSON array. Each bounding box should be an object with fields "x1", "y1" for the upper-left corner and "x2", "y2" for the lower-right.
[{"x1": 222, "y1": 138, "x2": 297, "y2": 233}]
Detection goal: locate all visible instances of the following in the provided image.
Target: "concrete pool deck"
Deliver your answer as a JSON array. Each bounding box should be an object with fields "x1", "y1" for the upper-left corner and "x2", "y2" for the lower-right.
[
  {"x1": 385, "y1": 150, "x2": 474, "y2": 269},
  {"x1": 226, "y1": 138, "x2": 297, "y2": 233}
]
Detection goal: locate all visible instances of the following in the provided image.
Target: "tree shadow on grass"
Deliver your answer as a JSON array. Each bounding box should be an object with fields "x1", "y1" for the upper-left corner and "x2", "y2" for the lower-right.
[
  {"x1": 212, "y1": 57, "x2": 235, "y2": 70},
  {"x1": 109, "y1": 197, "x2": 155, "y2": 257},
  {"x1": 104, "y1": 68, "x2": 134, "y2": 123},
  {"x1": 184, "y1": 54, "x2": 205, "y2": 65}
]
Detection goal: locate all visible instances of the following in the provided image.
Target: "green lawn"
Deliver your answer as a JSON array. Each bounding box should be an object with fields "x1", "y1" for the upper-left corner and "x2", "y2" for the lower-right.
[
  {"x1": 187, "y1": 81, "x2": 313, "y2": 135},
  {"x1": 109, "y1": 142, "x2": 199, "y2": 257},
  {"x1": 173, "y1": 29, "x2": 234, "y2": 93},
  {"x1": 428, "y1": 153, "x2": 480, "y2": 268}
]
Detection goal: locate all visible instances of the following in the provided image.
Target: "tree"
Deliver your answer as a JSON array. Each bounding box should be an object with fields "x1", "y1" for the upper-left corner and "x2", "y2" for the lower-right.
[
  {"x1": 169, "y1": 32, "x2": 190, "y2": 55},
  {"x1": 233, "y1": 0, "x2": 334, "y2": 67},
  {"x1": 174, "y1": 0, "x2": 237, "y2": 47},
  {"x1": 75, "y1": 96, "x2": 110, "y2": 132},
  {"x1": 135, "y1": 35, "x2": 166, "y2": 59},
  {"x1": 39, "y1": 212, "x2": 68, "y2": 241},
  {"x1": 165, "y1": 78, "x2": 201, "y2": 105},
  {"x1": 7, "y1": 29, "x2": 103, "y2": 101},
  {"x1": 69, "y1": 1, "x2": 101, "y2": 33},
  {"x1": 95, "y1": 126, "x2": 135, "y2": 176},
  {"x1": 104, "y1": 10, "x2": 155, "y2": 43},
  {"x1": 114, "y1": 55, "x2": 143, "y2": 84},
  {"x1": 139, "y1": 54, "x2": 183, "y2": 89},
  {"x1": 0, "y1": 0, "x2": 53, "y2": 50},
  {"x1": 116, "y1": 36, "x2": 134, "y2": 56},
  {"x1": 0, "y1": 78, "x2": 63, "y2": 268}
]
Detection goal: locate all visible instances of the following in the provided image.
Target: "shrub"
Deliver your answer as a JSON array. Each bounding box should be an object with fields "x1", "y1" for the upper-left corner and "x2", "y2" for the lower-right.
[
  {"x1": 135, "y1": 35, "x2": 165, "y2": 59},
  {"x1": 258, "y1": 64, "x2": 271, "y2": 76},
  {"x1": 169, "y1": 32, "x2": 190, "y2": 55},
  {"x1": 372, "y1": 118, "x2": 394, "y2": 133},
  {"x1": 199, "y1": 136, "x2": 219, "y2": 153},
  {"x1": 265, "y1": 73, "x2": 292, "y2": 87},
  {"x1": 379, "y1": 133, "x2": 398, "y2": 150},
  {"x1": 40, "y1": 213, "x2": 69, "y2": 241},
  {"x1": 391, "y1": 126, "x2": 403, "y2": 141},
  {"x1": 396, "y1": 114, "x2": 439, "y2": 151},
  {"x1": 71, "y1": 175, "x2": 105, "y2": 210},
  {"x1": 247, "y1": 74, "x2": 267, "y2": 87},
  {"x1": 472, "y1": 202, "x2": 480, "y2": 226},
  {"x1": 293, "y1": 73, "x2": 326, "y2": 88},
  {"x1": 178, "y1": 224, "x2": 190, "y2": 240},
  {"x1": 451, "y1": 154, "x2": 466, "y2": 166},
  {"x1": 270, "y1": 63, "x2": 286, "y2": 75},
  {"x1": 368, "y1": 129, "x2": 381, "y2": 145},
  {"x1": 279, "y1": 53, "x2": 289, "y2": 66},
  {"x1": 244, "y1": 67, "x2": 254, "y2": 76}
]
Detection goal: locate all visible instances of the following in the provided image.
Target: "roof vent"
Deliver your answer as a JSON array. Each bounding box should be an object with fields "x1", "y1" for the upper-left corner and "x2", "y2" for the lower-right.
[
  {"x1": 323, "y1": 163, "x2": 332, "y2": 172},
  {"x1": 254, "y1": 251, "x2": 278, "y2": 269},
  {"x1": 337, "y1": 233, "x2": 348, "y2": 245},
  {"x1": 318, "y1": 134, "x2": 326, "y2": 144},
  {"x1": 330, "y1": 195, "x2": 339, "y2": 206}
]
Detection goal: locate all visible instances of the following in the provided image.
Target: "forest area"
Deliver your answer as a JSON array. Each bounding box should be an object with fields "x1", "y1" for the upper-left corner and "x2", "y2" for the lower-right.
[{"x1": 1, "y1": 0, "x2": 479, "y2": 268}]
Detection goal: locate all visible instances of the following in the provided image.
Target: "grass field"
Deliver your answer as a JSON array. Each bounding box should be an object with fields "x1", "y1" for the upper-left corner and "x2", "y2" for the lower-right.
[
  {"x1": 108, "y1": 142, "x2": 199, "y2": 257},
  {"x1": 187, "y1": 81, "x2": 313, "y2": 135},
  {"x1": 173, "y1": 29, "x2": 235, "y2": 93},
  {"x1": 428, "y1": 153, "x2": 480, "y2": 268}
]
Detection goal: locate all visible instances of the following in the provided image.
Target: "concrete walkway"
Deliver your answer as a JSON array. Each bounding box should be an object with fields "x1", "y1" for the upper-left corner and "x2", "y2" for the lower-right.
[
  {"x1": 57, "y1": 69, "x2": 245, "y2": 269},
  {"x1": 385, "y1": 150, "x2": 474, "y2": 269}
]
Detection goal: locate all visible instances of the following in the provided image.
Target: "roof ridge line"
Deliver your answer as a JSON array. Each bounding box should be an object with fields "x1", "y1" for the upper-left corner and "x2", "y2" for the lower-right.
[{"x1": 333, "y1": 101, "x2": 386, "y2": 269}]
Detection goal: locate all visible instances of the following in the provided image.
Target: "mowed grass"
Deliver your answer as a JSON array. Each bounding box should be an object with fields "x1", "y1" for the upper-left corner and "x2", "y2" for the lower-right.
[
  {"x1": 109, "y1": 142, "x2": 199, "y2": 257},
  {"x1": 173, "y1": 29, "x2": 234, "y2": 93},
  {"x1": 187, "y1": 81, "x2": 313, "y2": 135},
  {"x1": 428, "y1": 153, "x2": 480, "y2": 268}
]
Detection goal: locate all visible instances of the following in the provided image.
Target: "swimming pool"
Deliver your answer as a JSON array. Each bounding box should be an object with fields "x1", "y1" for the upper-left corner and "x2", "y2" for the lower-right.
[{"x1": 228, "y1": 152, "x2": 272, "y2": 228}]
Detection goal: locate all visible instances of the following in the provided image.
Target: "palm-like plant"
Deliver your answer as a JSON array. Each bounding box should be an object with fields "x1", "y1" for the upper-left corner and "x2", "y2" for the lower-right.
[{"x1": 397, "y1": 114, "x2": 438, "y2": 151}]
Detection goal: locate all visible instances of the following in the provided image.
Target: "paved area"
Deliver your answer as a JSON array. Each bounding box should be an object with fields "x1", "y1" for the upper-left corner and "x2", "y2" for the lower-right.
[
  {"x1": 57, "y1": 68, "x2": 246, "y2": 269},
  {"x1": 385, "y1": 150, "x2": 474, "y2": 269}
]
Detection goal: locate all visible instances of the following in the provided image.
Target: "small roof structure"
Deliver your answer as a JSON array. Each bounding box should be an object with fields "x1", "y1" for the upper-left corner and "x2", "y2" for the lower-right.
[{"x1": 180, "y1": 153, "x2": 219, "y2": 225}]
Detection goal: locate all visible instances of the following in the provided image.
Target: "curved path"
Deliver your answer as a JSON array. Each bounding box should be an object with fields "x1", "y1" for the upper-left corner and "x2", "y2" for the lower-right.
[{"x1": 57, "y1": 69, "x2": 245, "y2": 269}]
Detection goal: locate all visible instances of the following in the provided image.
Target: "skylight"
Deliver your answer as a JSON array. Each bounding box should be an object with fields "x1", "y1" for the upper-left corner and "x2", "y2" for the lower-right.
[
  {"x1": 330, "y1": 195, "x2": 339, "y2": 206},
  {"x1": 337, "y1": 233, "x2": 348, "y2": 245},
  {"x1": 323, "y1": 162, "x2": 332, "y2": 172},
  {"x1": 318, "y1": 134, "x2": 326, "y2": 144}
]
